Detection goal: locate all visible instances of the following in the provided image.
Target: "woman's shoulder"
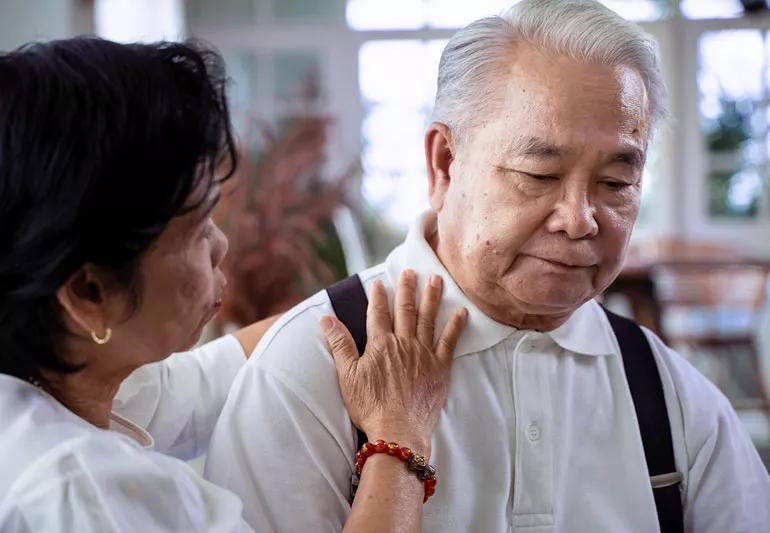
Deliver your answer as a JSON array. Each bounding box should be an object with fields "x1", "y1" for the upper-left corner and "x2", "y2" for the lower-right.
[
  {"x1": 0, "y1": 408, "x2": 248, "y2": 532},
  {"x1": 0, "y1": 375, "x2": 136, "y2": 494}
]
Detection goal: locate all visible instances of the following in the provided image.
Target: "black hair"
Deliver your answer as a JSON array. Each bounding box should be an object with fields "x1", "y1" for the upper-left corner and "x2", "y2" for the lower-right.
[{"x1": 0, "y1": 37, "x2": 237, "y2": 384}]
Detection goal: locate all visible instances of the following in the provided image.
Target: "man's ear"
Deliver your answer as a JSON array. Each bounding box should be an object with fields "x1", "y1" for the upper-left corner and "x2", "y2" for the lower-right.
[
  {"x1": 56, "y1": 264, "x2": 112, "y2": 339},
  {"x1": 425, "y1": 122, "x2": 455, "y2": 213}
]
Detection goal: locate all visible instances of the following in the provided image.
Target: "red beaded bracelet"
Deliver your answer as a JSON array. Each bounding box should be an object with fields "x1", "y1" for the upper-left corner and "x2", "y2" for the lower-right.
[{"x1": 354, "y1": 440, "x2": 438, "y2": 503}]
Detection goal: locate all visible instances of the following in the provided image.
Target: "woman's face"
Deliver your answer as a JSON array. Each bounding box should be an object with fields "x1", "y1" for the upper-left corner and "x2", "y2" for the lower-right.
[{"x1": 115, "y1": 186, "x2": 229, "y2": 362}]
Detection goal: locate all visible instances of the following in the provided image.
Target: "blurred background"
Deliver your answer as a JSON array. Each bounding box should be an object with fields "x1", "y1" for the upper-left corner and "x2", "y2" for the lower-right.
[{"x1": 2, "y1": 0, "x2": 769, "y2": 469}]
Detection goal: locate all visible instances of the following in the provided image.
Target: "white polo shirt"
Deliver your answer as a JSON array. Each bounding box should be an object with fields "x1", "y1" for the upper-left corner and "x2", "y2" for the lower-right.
[{"x1": 205, "y1": 212, "x2": 770, "y2": 533}]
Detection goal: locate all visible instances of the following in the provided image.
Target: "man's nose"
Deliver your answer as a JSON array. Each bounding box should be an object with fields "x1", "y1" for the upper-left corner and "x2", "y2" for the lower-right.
[{"x1": 545, "y1": 188, "x2": 599, "y2": 239}]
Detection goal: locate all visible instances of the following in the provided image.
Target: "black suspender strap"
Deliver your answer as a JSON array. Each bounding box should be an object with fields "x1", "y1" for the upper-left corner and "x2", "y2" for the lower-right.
[
  {"x1": 326, "y1": 274, "x2": 370, "y2": 452},
  {"x1": 602, "y1": 307, "x2": 684, "y2": 533}
]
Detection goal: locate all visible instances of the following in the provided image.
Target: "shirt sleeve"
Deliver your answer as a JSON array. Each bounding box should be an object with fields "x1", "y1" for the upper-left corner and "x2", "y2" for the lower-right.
[
  {"x1": 0, "y1": 437, "x2": 253, "y2": 533},
  {"x1": 113, "y1": 334, "x2": 246, "y2": 460},
  {"x1": 644, "y1": 330, "x2": 770, "y2": 533},
  {"x1": 204, "y1": 303, "x2": 356, "y2": 532}
]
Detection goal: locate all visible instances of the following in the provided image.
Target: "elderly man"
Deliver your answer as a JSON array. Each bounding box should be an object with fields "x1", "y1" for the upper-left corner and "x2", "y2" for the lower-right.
[{"x1": 205, "y1": 1, "x2": 770, "y2": 531}]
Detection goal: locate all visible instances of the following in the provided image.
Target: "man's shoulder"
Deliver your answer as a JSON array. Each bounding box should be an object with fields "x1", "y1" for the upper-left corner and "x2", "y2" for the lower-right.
[{"x1": 241, "y1": 264, "x2": 387, "y2": 391}]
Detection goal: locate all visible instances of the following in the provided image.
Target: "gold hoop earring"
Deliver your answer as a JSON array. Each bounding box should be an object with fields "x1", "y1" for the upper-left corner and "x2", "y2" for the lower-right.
[{"x1": 90, "y1": 328, "x2": 112, "y2": 345}]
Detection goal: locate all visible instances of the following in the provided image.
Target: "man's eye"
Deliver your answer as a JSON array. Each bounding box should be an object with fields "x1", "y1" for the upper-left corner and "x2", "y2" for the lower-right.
[
  {"x1": 523, "y1": 172, "x2": 559, "y2": 182},
  {"x1": 603, "y1": 180, "x2": 632, "y2": 190}
]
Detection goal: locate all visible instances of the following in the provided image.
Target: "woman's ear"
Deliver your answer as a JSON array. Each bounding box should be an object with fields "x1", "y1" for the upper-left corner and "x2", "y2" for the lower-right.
[
  {"x1": 424, "y1": 122, "x2": 455, "y2": 213},
  {"x1": 56, "y1": 264, "x2": 112, "y2": 338}
]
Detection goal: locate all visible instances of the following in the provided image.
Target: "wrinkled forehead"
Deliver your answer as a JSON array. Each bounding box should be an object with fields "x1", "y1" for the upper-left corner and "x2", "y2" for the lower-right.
[
  {"x1": 513, "y1": 51, "x2": 646, "y2": 135},
  {"x1": 466, "y1": 48, "x2": 651, "y2": 158}
]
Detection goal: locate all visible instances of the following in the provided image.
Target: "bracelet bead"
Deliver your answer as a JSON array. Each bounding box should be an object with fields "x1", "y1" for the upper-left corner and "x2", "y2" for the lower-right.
[
  {"x1": 418, "y1": 464, "x2": 437, "y2": 481},
  {"x1": 407, "y1": 452, "x2": 427, "y2": 471}
]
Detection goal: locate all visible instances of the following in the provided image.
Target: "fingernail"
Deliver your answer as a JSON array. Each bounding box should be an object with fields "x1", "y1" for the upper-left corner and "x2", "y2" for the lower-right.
[
  {"x1": 430, "y1": 274, "x2": 442, "y2": 288},
  {"x1": 320, "y1": 316, "x2": 335, "y2": 334},
  {"x1": 404, "y1": 269, "x2": 416, "y2": 284},
  {"x1": 461, "y1": 308, "x2": 469, "y2": 322}
]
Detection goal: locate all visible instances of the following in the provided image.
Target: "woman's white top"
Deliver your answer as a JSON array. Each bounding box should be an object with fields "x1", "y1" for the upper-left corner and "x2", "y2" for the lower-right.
[{"x1": 0, "y1": 335, "x2": 254, "y2": 532}]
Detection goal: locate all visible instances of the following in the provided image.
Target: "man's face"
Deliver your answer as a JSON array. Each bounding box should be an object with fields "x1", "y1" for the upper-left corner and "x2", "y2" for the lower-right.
[{"x1": 428, "y1": 45, "x2": 649, "y2": 328}]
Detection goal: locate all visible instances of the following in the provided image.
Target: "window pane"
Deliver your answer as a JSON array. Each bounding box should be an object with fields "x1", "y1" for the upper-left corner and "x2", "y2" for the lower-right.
[
  {"x1": 96, "y1": 0, "x2": 185, "y2": 42},
  {"x1": 273, "y1": 0, "x2": 344, "y2": 22},
  {"x1": 699, "y1": 30, "x2": 769, "y2": 218},
  {"x1": 347, "y1": 0, "x2": 425, "y2": 30},
  {"x1": 273, "y1": 52, "x2": 321, "y2": 102},
  {"x1": 359, "y1": 40, "x2": 439, "y2": 106},
  {"x1": 359, "y1": 39, "x2": 446, "y2": 230},
  {"x1": 709, "y1": 168, "x2": 763, "y2": 217},
  {"x1": 681, "y1": 0, "x2": 744, "y2": 19},
  {"x1": 424, "y1": 0, "x2": 517, "y2": 28}
]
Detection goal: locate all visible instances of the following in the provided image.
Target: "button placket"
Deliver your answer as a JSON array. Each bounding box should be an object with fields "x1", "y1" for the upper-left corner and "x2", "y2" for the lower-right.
[{"x1": 511, "y1": 335, "x2": 555, "y2": 527}]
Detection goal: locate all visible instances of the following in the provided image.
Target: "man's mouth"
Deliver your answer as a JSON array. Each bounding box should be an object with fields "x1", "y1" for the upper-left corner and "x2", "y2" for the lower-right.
[{"x1": 526, "y1": 255, "x2": 597, "y2": 269}]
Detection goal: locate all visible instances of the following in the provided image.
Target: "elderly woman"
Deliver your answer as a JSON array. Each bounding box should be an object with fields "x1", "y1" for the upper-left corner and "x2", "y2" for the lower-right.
[{"x1": 0, "y1": 38, "x2": 467, "y2": 532}]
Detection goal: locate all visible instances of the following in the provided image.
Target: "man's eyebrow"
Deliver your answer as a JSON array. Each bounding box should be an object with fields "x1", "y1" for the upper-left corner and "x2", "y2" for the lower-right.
[
  {"x1": 610, "y1": 147, "x2": 645, "y2": 168},
  {"x1": 503, "y1": 136, "x2": 570, "y2": 159},
  {"x1": 503, "y1": 136, "x2": 646, "y2": 168}
]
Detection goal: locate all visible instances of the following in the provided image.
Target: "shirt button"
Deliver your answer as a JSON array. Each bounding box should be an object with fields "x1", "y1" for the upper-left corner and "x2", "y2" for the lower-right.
[{"x1": 527, "y1": 422, "x2": 541, "y2": 442}]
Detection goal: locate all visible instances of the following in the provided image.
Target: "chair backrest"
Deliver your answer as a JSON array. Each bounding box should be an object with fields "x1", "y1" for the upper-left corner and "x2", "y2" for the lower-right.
[
  {"x1": 651, "y1": 263, "x2": 769, "y2": 341},
  {"x1": 652, "y1": 263, "x2": 768, "y2": 311}
]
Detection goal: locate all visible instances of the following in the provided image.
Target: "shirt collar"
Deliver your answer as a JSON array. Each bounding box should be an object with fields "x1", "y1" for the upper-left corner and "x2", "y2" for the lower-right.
[{"x1": 384, "y1": 212, "x2": 616, "y2": 358}]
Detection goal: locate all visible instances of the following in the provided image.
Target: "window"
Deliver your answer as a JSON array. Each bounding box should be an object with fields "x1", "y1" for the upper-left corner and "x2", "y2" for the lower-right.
[{"x1": 698, "y1": 29, "x2": 770, "y2": 217}]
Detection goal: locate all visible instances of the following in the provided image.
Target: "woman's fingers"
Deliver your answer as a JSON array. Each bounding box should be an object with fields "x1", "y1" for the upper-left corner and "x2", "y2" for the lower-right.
[
  {"x1": 366, "y1": 280, "x2": 392, "y2": 339},
  {"x1": 393, "y1": 269, "x2": 417, "y2": 338},
  {"x1": 321, "y1": 315, "x2": 358, "y2": 376},
  {"x1": 436, "y1": 307, "x2": 468, "y2": 361},
  {"x1": 416, "y1": 275, "x2": 443, "y2": 346}
]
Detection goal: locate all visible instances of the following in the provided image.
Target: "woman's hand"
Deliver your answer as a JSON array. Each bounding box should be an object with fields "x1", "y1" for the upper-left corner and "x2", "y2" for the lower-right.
[{"x1": 320, "y1": 269, "x2": 467, "y2": 456}]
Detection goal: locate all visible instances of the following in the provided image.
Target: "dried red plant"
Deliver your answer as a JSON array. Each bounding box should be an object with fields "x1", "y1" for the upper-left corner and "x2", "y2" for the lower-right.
[{"x1": 215, "y1": 115, "x2": 355, "y2": 327}]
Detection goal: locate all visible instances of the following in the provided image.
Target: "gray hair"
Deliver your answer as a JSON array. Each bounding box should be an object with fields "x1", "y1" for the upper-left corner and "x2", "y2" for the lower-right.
[{"x1": 432, "y1": 0, "x2": 667, "y2": 142}]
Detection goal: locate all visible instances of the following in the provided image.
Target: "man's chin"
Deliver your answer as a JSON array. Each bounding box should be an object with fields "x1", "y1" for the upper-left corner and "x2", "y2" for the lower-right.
[{"x1": 510, "y1": 286, "x2": 593, "y2": 315}]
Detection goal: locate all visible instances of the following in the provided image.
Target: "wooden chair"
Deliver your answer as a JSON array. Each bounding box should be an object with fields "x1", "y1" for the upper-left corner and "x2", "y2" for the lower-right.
[{"x1": 651, "y1": 262, "x2": 770, "y2": 414}]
